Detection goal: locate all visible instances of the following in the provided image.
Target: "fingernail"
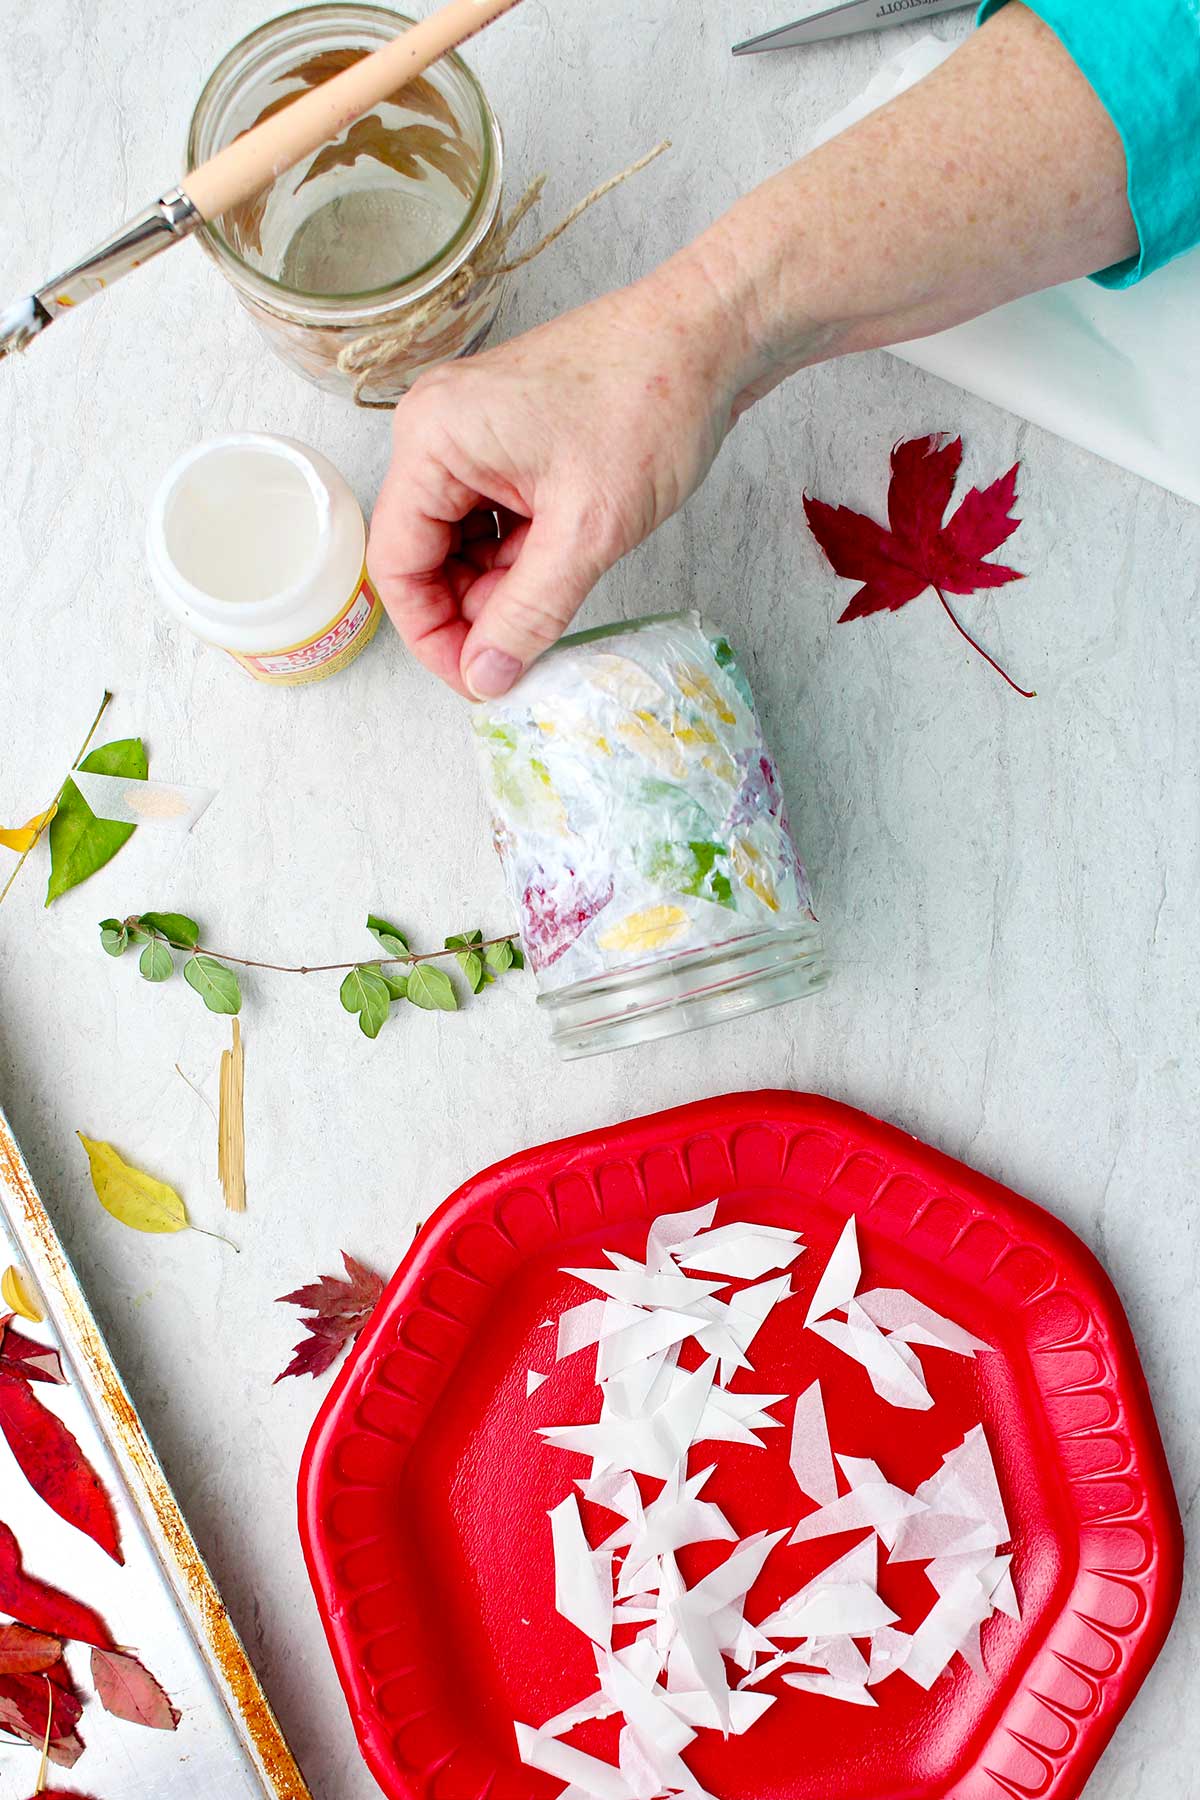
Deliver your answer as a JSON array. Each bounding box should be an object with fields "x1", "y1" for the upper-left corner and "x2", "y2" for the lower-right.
[{"x1": 464, "y1": 647, "x2": 522, "y2": 699}]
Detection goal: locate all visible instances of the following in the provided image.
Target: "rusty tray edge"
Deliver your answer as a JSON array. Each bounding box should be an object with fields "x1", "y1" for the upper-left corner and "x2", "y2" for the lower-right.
[{"x1": 0, "y1": 1106, "x2": 313, "y2": 1800}]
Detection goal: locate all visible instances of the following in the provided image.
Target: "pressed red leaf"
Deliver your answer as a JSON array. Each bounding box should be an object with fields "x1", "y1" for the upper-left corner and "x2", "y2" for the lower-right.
[
  {"x1": 0, "y1": 1521, "x2": 114, "y2": 1649},
  {"x1": 0, "y1": 1656, "x2": 84, "y2": 1762},
  {"x1": 90, "y1": 1648, "x2": 180, "y2": 1731},
  {"x1": 0, "y1": 1371, "x2": 122, "y2": 1563},
  {"x1": 0, "y1": 1319, "x2": 67, "y2": 1385},
  {"x1": 887, "y1": 433, "x2": 962, "y2": 542},
  {"x1": 0, "y1": 1623, "x2": 61, "y2": 1676},
  {"x1": 804, "y1": 432, "x2": 1031, "y2": 694},
  {"x1": 275, "y1": 1251, "x2": 385, "y2": 1383}
]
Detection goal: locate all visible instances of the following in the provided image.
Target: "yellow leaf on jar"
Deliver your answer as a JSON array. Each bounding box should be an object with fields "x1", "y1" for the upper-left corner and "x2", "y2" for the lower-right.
[
  {"x1": 586, "y1": 654, "x2": 668, "y2": 709},
  {"x1": 616, "y1": 713, "x2": 687, "y2": 780},
  {"x1": 670, "y1": 711, "x2": 717, "y2": 748},
  {"x1": 0, "y1": 804, "x2": 57, "y2": 853},
  {"x1": 701, "y1": 749, "x2": 740, "y2": 788},
  {"x1": 1, "y1": 1263, "x2": 43, "y2": 1323},
  {"x1": 732, "y1": 837, "x2": 780, "y2": 911},
  {"x1": 598, "y1": 905, "x2": 690, "y2": 954},
  {"x1": 676, "y1": 664, "x2": 737, "y2": 725}
]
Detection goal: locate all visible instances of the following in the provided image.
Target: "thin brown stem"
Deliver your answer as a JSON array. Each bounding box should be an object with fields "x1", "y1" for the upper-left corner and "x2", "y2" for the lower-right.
[
  {"x1": 0, "y1": 690, "x2": 114, "y2": 906},
  {"x1": 933, "y1": 588, "x2": 1035, "y2": 698},
  {"x1": 132, "y1": 926, "x2": 517, "y2": 976},
  {"x1": 35, "y1": 1671, "x2": 52, "y2": 1791},
  {"x1": 175, "y1": 1062, "x2": 219, "y2": 1124}
]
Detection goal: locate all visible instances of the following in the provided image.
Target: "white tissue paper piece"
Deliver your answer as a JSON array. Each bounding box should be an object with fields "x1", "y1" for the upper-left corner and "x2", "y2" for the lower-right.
[
  {"x1": 70, "y1": 770, "x2": 216, "y2": 831},
  {"x1": 811, "y1": 32, "x2": 1200, "y2": 509},
  {"x1": 517, "y1": 1202, "x2": 1020, "y2": 1795},
  {"x1": 803, "y1": 1218, "x2": 993, "y2": 1409},
  {"x1": 789, "y1": 1381, "x2": 838, "y2": 1507},
  {"x1": 527, "y1": 1369, "x2": 548, "y2": 1397}
]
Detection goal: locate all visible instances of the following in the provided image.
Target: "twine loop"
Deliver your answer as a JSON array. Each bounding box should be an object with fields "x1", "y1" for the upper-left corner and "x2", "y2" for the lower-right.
[{"x1": 337, "y1": 141, "x2": 671, "y2": 407}]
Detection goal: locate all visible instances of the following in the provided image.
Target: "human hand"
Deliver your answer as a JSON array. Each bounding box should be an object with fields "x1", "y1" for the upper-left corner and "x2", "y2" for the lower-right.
[{"x1": 367, "y1": 261, "x2": 754, "y2": 698}]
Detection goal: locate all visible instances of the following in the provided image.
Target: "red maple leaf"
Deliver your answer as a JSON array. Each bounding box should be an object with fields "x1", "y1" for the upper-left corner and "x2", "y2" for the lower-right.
[
  {"x1": 274, "y1": 1252, "x2": 386, "y2": 1383},
  {"x1": 803, "y1": 434, "x2": 1034, "y2": 696}
]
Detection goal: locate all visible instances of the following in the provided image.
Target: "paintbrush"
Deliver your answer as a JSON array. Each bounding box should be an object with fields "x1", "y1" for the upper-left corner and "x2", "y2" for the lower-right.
[{"x1": 0, "y1": 0, "x2": 524, "y2": 362}]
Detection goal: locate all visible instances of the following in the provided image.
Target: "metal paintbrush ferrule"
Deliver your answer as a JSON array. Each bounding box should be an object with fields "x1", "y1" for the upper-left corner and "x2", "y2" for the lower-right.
[{"x1": 0, "y1": 187, "x2": 202, "y2": 361}]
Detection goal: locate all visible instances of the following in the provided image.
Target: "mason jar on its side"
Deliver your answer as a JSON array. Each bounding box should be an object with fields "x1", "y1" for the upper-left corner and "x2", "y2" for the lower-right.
[{"x1": 473, "y1": 613, "x2": 829, "y2": 1059}]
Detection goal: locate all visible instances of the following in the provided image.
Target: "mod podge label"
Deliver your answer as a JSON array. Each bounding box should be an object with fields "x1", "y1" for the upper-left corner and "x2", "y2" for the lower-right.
[{"x1": 231, "y1": 567, "x2": 382, "y2": 686}]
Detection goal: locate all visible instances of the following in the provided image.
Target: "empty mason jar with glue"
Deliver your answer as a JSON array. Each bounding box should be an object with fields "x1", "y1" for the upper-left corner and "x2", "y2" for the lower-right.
[{"x1": 146, "y1": 432, "x2": 381, "y2": 685}]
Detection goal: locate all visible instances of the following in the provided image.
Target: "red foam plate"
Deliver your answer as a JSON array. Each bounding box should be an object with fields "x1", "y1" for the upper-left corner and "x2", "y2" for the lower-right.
[{"x1": 300, "y1": 1092, "x2": 1182, "y2": 1800}]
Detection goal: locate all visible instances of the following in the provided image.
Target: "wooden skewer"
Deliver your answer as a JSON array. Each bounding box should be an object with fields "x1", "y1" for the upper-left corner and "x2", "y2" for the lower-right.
[
  {"x1": 185, "y1": 0, "x2": 525, "y2": 222},
  {"x1": 218, "y1": 1020, "x2": 247, "y2": 1215}
]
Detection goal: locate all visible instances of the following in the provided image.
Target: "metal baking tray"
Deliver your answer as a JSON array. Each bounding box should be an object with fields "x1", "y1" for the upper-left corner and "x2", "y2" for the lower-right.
[{"x1": 0, "y1": 1105, "x2": 312, "y2": 1799}]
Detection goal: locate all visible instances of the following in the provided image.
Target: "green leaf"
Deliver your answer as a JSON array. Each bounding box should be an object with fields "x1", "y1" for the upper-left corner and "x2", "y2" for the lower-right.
[
  {"x1": 339, "y1": 965, "x2": 391, "y2": 1038},
  {"x1": 99, "y1": 919, "x2": 129, "y2": 958},
  {"x1": 139, "y1": 911, "x2": 200, "y2": 948},
  {"x1": 366, "y1": 913, "x2": 410, "y2": 958},
  {"x1": 445, "y1": 930, "x2": 482, "y2": 951},
  {"x1": 183, "y1": 955, "x2": 242, "y2": 1015},
  {"x1": 45, "y1": 739, "x2": 148, "y2": 906},
  {"x1": 138, "y1": 939, "x2": 174, "y2": 983},
  {"x1": 380, "y1": 967, "x2": 409, "y2": 1000},
  {"x1": 406, "y1": 964, "x2": 458, "y2": 1012},
  {"x1": 508, "y1": 941, "x2": 525, "y2": 971},
  {"x1": 460, "y1": 951, "x2": 485, "y2": 993},
  {"x1": 485, "y1": 938, "x2": 514, "y2": 974}
]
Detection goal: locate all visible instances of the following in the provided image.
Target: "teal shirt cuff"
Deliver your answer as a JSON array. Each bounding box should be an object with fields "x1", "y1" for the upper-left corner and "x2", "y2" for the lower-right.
[{"x1": 978, "y1": 0, "x2": 1200, "y2": 287}]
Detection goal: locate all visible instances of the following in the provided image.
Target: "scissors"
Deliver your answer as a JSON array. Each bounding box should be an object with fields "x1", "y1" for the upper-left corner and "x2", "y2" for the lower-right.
[{"x1": 734, "y1": 0, "x2": 971, "y2": 53}]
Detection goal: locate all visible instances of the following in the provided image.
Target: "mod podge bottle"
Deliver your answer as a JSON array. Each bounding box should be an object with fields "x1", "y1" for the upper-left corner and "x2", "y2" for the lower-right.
[{"x1": 146, "y1": 432, "x2": 381, "y2": 684}]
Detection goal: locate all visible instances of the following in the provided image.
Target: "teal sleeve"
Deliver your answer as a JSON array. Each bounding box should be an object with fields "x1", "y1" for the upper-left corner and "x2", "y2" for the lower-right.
[{"x1": 978, "y1": 0, "x2": 1200, "y2": 287}]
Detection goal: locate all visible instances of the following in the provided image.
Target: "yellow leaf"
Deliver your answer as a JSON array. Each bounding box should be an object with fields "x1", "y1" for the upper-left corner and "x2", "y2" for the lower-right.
[
  {"x1": 732, "y1": 837, "x2": 780, "y2": 912},
  {"x1": 677, "y1": 664, "x2": 737, "y2": 725},
  {"x1": 77, "y1": 1135, "x2": 190, "y2": 1235},
  {"x1": 598, "y1": 905, "x2": 690, "y2": 955},
  {"x1": 616, "y1": 714, "x2": 688, "y2": 780},
  {"x1": 1, "y1": 1264, "x2": 43, "y2": 1323},
  {"x1": 0, "y1": 804, "x2": 57, "y2": 853}
]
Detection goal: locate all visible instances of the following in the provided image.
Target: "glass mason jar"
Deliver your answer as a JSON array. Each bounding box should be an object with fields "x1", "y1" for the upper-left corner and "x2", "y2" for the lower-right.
[
  {"x1": 474, "y1": 613, "x2": 829, "y2": 1059},
  {"x1": 187, "y1": 4, "x2": 506, "y2": 406}
]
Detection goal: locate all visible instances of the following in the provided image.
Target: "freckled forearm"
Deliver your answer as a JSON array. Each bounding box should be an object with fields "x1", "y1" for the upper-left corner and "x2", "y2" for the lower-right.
[{"x1": 644, "y1": 2, "x2": 1136, "y2": 402}]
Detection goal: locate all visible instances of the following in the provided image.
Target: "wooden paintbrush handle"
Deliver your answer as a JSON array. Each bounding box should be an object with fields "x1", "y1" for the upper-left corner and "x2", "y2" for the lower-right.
[{"x1": 184, "y1": 0, "x2": 524, "y2": 223}]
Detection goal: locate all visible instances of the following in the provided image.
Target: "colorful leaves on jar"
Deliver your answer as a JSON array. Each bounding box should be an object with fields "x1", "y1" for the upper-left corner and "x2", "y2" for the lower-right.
[{"x1": 521, "y1": 874, "x2": 615, "y2": 972}]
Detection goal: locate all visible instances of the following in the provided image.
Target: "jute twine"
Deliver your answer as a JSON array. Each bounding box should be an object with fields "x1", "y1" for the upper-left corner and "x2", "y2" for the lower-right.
[{"x1": 337, "y1": 140, "x2": 671, "y2": 407}]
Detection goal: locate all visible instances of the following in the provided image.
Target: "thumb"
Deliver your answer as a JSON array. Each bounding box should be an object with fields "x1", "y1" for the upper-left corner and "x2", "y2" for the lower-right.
[{"x1": 459, "y1": 515, "x2": 606, "y2": 699}]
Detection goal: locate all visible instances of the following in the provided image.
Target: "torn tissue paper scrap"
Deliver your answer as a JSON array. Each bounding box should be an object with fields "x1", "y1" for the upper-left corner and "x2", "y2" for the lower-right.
[{"x1": 516, "y1": 1202, "x2": 1019, "y2": 1796}]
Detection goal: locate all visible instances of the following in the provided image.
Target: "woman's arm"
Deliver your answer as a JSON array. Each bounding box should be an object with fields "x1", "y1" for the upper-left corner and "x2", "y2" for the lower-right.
[{"x1": 368, "y1": 2, "x2": 1135, "y2": 699}]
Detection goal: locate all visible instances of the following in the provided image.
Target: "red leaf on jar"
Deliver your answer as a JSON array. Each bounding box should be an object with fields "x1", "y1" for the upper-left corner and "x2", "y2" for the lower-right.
[
  {"x1": 803, "y1": 433, "x2": 1033, "y2": 696},
  {"x1": 0, "y1": 1318, "x2": 67, "y2": 1385},
  {"x1": 0, "y1": 1522, "x2": 114, "y2": 1649},
  {"x1": 0, "y1": 1623, "x2": 61, "y2": 1676},
  {"x1": 90, "y1": 1648, "x2": 180, "y2": 1731},
  {"x1": 0, "y1": 1371, "x2": 123, "y2": 1563},
  {"x1": 521, "y1": 872, "x2": 615, "y2": 971},
  {"x1": 275, "y1": 1252, "x2": 386, "y2": 1384}
]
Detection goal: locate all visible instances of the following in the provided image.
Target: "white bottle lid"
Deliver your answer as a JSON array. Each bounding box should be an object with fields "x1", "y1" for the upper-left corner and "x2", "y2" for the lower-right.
[{"x1": 146, "y1": 433, "x2": 377, "y2": 681}]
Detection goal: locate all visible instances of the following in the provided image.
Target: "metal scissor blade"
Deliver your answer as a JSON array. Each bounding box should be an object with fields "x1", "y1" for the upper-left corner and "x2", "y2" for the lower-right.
[{"x1": 734, "y1": 0, "x2": 971, "y2": 54}]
